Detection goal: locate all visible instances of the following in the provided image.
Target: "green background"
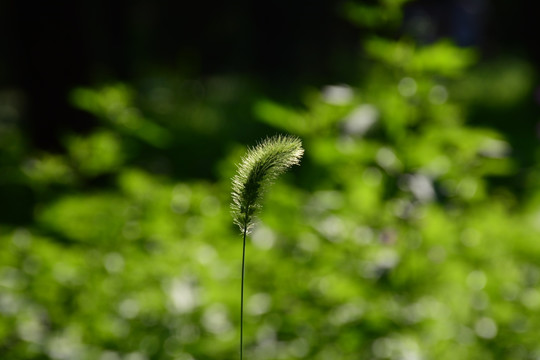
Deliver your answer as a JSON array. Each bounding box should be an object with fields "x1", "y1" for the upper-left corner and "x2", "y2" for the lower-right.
[{"x1": 1, "y1": 1, "x2": 540, "y2": 359}]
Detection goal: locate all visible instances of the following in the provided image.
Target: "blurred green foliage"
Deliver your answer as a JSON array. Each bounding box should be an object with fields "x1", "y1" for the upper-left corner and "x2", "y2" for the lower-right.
[{"x1": 2, "y1": 2, "x2": 540, "y2": 360}]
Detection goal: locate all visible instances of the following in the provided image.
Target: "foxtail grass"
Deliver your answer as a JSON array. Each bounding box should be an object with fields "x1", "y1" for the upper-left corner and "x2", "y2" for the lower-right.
[{"x1": 231, "y1": 135, "x2": 303, "y2": 359}]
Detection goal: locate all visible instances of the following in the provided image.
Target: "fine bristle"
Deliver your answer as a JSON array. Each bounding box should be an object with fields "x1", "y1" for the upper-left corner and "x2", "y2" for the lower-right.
[{"x1": 231, "y1": 135, "x2": 304, "y2": 233}]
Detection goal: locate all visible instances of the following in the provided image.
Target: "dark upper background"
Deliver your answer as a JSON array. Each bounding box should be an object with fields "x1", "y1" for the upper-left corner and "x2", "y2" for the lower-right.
[{"x1": 0, "y1": 0, "x2": 537, "y2": 150}]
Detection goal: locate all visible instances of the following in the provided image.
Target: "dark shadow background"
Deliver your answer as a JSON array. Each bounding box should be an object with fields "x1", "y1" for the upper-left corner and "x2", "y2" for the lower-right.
[{"x1": 1, "y1": 0, "x2": 537, "y2": 150}]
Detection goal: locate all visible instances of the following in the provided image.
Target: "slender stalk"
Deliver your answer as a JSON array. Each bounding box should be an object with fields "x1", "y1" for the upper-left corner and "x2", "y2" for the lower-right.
[
  {"x1": 231, "y1": 135, "x2": 303, "y2": 360},
  {"x1": 240, "y1": 225, "x2": 247, "y2": 360}
]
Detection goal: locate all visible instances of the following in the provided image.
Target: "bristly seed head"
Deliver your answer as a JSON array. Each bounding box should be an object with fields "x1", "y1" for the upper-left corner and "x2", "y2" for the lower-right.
[{"x1": 231, "y1": 135, "x2": 304, "y2": 233}]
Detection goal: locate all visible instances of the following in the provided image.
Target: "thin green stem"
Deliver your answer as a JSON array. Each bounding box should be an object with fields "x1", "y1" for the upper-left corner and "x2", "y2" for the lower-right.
[{"x1": 240, "y1": 225, "x2": 247, "y2": 360}]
